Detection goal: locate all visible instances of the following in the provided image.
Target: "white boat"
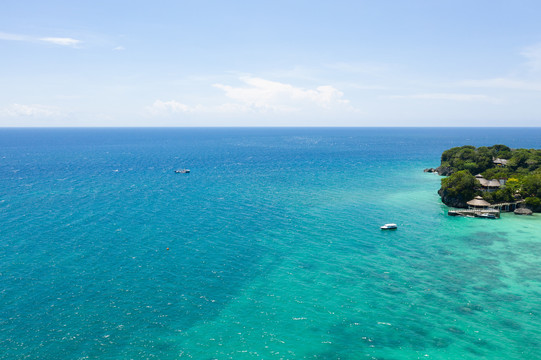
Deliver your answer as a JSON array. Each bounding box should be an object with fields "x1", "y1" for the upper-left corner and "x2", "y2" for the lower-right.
[
  {"x1": 380, "y1": 223, "x2": 397, "y2": 230},
  {"x1": 174, "y1": 169, "x2": 190, "y2": 174}
]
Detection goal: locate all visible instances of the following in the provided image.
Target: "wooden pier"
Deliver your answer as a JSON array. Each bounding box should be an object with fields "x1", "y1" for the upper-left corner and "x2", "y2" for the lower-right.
[
  {"x1": 448, "y1": 209, "x2": 500, "y2": 218},
  {"x1": 489, "y1": 200, "x2": 525, "y2": 212},
  {"x1": 447, "y1": 200, "x2": 525, "y2": 219}
]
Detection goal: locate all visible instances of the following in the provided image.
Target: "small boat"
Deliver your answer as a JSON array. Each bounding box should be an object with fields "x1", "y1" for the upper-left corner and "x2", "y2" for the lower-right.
[
  {"x1": 380, "y1": 223, "x2": 397, "y2": 230},
  {"x1": 478, "y1": 213, "x2": 496, "y2": 219},
  {"x1": 174, "y1": 169, "x2": 190, "y2": 174}
]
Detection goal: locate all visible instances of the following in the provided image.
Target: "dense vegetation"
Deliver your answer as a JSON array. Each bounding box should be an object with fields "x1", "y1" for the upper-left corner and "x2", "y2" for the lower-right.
[
  {"x1": 438, "y1": 145, "x2": 541, "y2": 210},
  {"x1": 440, "y1": 170, "x2": 477, "y2": 204}
]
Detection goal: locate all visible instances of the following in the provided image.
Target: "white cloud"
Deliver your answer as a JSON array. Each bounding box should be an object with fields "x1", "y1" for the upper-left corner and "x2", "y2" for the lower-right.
[
  {"x1": 388, "y1": 93, "x2": 496, "y2": 102},
  {"x1": 113, "y1": 46, "x2": 126, "y2": 51},
  {"x1": 39, "y1": 37, "x2": 81, "y2": 46},
  {"x1": 213, "y1": 76, "x2": 349, "y2": 111},
  {"x1": 0, "y1": 103, "x2": 62, "y2": 117},
  {"x1": 146, "y1": 100, "x2": 202, "y2": 116},
  {"x1": 0, "y1": 32, "x2": 81, "y2": 47},
  {"x1": 147, "y1": 76, "x2": 354, "y2": 118}
]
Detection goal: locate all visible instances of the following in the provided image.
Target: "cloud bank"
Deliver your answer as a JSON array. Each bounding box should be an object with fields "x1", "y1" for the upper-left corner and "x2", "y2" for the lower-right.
[
  {"x1": 213, "y1": 77, "x2": 349, "y2": 111},
  {"x1": 0, "y1": 103, "x2": 63, "y2": 117},
  {"x1": 147, "y1": 76, "x2": 352, "y2": 117},
  {"x1": 146, "y1": 100, "x2": 201, "y2": 115}
]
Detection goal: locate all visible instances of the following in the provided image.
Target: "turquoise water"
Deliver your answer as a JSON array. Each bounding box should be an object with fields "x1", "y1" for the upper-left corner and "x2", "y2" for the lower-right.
[{"x1": 1, "y1": 128, "x2": 540, "y2": 359}]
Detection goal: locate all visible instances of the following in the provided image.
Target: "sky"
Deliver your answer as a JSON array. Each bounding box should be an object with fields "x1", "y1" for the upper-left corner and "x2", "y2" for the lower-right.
[{"x1": 1, "y1": 0, "x2": 541, "y2": 127}]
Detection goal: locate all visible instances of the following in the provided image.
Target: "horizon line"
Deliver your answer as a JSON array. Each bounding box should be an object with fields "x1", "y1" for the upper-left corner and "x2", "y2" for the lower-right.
[{"x1": 1, "y1": 125, "x2": 541, "y2": 129}]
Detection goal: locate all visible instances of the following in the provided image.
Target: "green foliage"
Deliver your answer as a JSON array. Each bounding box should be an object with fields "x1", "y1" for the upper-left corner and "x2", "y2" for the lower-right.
[
  {"x1": 505, "y1": 177, "x2": 521, "y2": 192},
  {"x1": 525, "y1": 197, "x2": 541, "y2": 208},
  {"x1": 441, "y1": 170, "x2": 477, "y2": 201},
  {"x1": 506, "y1": 148, "x2": 541, "y2": 172},
  {"x1": 491, "y1": 144, "x2": 511, "y2": 159},
  {"x1": 482, "y1": 187, "x2": 514, "y2": 203},
  {"x1": 522, "y1": 173, "x2": 541, "y2": 198},
  {"x1": 482, "y1": 167, "x2": 510, "y2": 179},
  {"x1": 463, "y1": 161, "x2": 478, "y2": 173},
  {"x1": 439, "y1": 144, "x2": 518, "y2": 175},
  {"x1": 438, "y1": 144, "x2": 541, "y2": 209}
]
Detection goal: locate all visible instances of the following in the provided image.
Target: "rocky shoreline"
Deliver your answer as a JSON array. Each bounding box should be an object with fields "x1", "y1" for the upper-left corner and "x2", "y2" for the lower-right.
[
  {"x1": 426, "y1": 170, "x2": 536, "y2": 215},
  {"x1": 437, "y1": 188, "x2": 468, "y2": 208},
  {"x1": 423, "y1": 166, "x2": 452, "y2": 176},
  {"x1": 427, "y1": 144, "x2": 541, "y2": 214},
  {"x1": 434, "y1": 180, "x2": 533, "y2": 215},
  {"x1": 424, "y1": 167, "x2": 470, "y2": 208}
]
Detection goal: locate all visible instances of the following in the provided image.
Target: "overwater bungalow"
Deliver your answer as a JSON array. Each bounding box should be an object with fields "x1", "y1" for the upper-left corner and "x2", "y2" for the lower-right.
[
  {"x1": 467, "y1": 196, "x2": 491, "y2": 209},
  {"x1": 446, "y1": 196, "x2": 500, "y2": 218},
  {"x1": 448, "y1": 196, "x2": 500, "y2": 218}
]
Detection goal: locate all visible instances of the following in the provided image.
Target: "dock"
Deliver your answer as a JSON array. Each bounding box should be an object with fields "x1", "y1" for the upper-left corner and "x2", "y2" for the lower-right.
[
  {"x1": 448, "y1": 209, "x2": 500, "y2": 218},
  {"x1": 489, "y1": 200, "x2": 525, "y2": 212},
  {"x1": 447, "y1": 200, "x2": 525, "y2": 219}
]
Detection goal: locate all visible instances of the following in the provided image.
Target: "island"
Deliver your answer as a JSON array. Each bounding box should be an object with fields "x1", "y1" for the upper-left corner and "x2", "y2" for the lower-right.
[{"x1": 426, "y1": 145, "x2": 541, "y2": 214}]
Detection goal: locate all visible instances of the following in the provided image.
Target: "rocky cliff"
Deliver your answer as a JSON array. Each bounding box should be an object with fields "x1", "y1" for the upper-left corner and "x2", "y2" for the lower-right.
[
  {"x1": 437, "y1": 188, "x2": 468, "y2": 208},
  {"x1": 424, "y1": 166, "x2": 453, "y2": 176}
]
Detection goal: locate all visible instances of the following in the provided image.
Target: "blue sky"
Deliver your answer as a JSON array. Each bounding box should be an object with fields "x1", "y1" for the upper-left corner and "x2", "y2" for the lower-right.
[{"x1": 2, "y1": 0, "x2": 541, "y2": 126}]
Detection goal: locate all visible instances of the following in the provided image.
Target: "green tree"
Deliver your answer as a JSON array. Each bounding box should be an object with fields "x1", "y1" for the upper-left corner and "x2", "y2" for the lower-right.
[
  {"x1": 522, "y1": 174, "x2": 541, "y2": 198},
  {"x1": 474, "y1": 147, "x2": 493, "y2": 173},
  {"x1": 482, "y1": 167, "x2": 510, "y2": 179},
  {"x1": 505, "y1": 177, "x2": 521, "y2": 192},
  {"x1": 438, "y1": 144, "x2": 541, "y2": 211},
  {"x1": 525, "y1": 196, "x2": 541, "y2": 210},
  {"x1": 490, "y1": 144, "x2": 511, "y2": 159},
  {"x1": 441, "y1": 170, "x2": 477, "y2": 201}
]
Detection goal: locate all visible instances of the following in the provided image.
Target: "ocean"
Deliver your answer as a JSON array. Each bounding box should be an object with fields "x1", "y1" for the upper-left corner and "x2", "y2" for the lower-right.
[{"x1": 1, "y1": 127, "x2": 540, "y2": 359}]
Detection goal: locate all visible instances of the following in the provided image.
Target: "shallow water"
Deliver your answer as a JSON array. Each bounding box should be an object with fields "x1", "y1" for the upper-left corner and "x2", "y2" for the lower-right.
[{"x1": 1, "y1": 128, "x2": 540, "y2": 359}]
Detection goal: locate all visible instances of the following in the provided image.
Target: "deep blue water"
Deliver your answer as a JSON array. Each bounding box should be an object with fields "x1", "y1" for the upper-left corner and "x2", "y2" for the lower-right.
[{"x1": 1, "y1": 128, "x2": 541, "y2": 359}]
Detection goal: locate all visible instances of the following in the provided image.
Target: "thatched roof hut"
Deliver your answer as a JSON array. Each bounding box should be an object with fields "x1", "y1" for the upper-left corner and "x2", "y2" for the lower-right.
[
  {"x1": 467, "y1": 196, "x2": 491, "y2": 208},
  {"x1": 477, "y1": 177, "x2": 501, "y2": 188},
  {"x1": 493, "y1": 158, "x2": 508, "y2": 166}
]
